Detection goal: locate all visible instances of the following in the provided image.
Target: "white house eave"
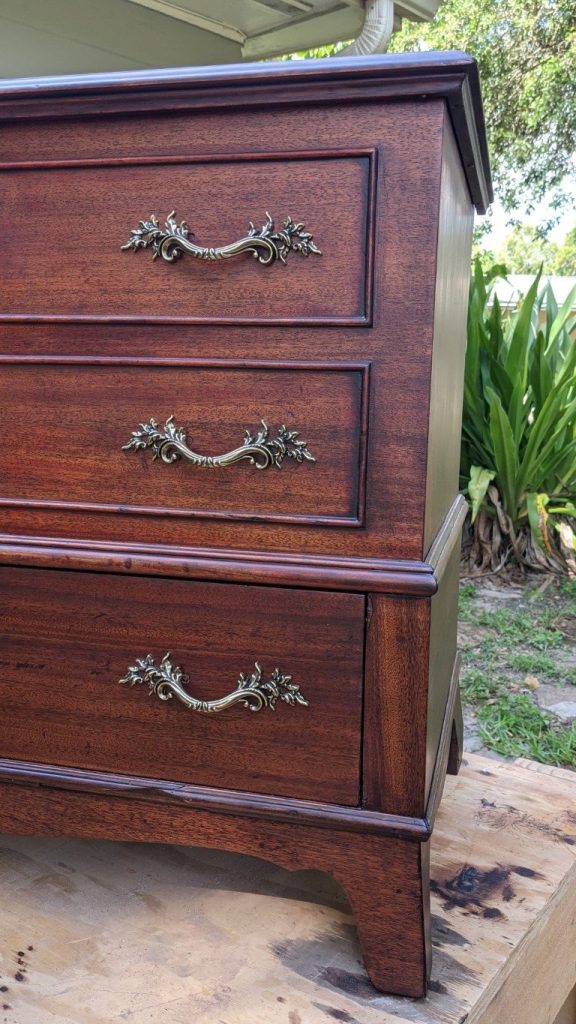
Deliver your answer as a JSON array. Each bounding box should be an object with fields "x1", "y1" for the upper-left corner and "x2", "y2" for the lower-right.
[
  {"x1": 123, "y1": 0, "x2": 246, "y2": 44},
  {"x1": 0, "y1": 0, "x2": 444, "y2": 79},
  {"x1": 242, "y1": 9, "x2": 366, "y2": 59}
]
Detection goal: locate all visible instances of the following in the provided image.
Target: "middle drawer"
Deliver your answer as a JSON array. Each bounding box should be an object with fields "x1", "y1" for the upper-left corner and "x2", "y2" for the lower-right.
[
  {"x1": 0, "y1": 361, "x2": 367, "y2": 527},
  {"x1": 0, "y1": 567, "x2": 365, "y2": 805}
]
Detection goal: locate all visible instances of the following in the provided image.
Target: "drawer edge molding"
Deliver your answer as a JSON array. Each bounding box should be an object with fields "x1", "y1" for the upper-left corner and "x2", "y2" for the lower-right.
[
  {"x1": 0, "y1": 535, "x2": 438, "y2": 595},
  {"x1": 0, "y1": 499, "x2": 465, "y2": 594},
  {"x1": 0, "y1": 55, "x2": 491, "y2": 213},
  {"x1": 424, "y1": 494, "x2": 468, "y2": 584},
  {"x1": 0, "y1": 758, "x2": 429, "y2": 841}
]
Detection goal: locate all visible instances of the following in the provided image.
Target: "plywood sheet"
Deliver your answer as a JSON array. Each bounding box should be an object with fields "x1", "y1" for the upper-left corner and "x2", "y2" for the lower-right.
[{"x1": 0, "y1": 755, "x2": 574, "y2": 1024}]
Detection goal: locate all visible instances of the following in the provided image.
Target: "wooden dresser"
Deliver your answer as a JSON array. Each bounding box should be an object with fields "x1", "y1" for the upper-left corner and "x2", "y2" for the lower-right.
[{"x1": 0, "y1": 53, "x2": 491, "y2": 997}]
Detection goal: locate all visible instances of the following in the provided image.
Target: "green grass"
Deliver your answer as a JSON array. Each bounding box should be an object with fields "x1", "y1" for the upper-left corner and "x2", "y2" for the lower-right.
[
  {"x1": 559, "y1": 579, "x2": 576, "y2": 599},
  {"x1": 506, "y1": 651, "x2": 569, "y2": 684},
  {"x1": 476, "y1": 694, "x2": 576, "y2": 765},
  {"x1": 468, "y1": 607, "x2": 564, "y2": 650},
  {"x1": 459, "y1": 581, "x2": 576, "y2": 768},
  {"x1": 458, "y1": 583, "x2": 479, "y2": 623}
]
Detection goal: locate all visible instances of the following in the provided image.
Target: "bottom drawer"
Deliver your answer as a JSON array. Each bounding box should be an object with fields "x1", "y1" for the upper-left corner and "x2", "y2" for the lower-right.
[{"x1": 0, "y1": 568, "x2": 365, "y2": 805}]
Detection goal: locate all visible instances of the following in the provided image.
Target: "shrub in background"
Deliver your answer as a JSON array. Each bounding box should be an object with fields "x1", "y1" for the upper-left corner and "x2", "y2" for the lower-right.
[{"x1": 461, "y1": 261, "x2": 576, "y2": 574}]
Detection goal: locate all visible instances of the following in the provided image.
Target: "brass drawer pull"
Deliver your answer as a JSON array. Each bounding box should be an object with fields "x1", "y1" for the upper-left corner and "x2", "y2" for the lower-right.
[
  {"x1": 121, "y1": 210, "x2": 321, "y2": 266},
  {"x1": 122, "y1": 415, "x2": 315, "y2": 470},
  {"x1": 120, "y1": 654, "x2": 309, "y2": 714}
]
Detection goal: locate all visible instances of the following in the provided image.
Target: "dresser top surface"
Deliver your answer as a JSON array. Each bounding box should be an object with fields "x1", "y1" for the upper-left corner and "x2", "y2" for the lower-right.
[{"x1": 0, "y1": 50, "x2": 492, "y2": 211}]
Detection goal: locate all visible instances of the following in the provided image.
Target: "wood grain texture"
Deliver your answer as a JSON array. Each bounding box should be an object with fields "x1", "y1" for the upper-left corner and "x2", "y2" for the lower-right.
[
  {"x1": 362, "y1": 593, "x2": 430, "y2": 817},
  {"x1": 0, "y1": 776, "x2": 431, "y2": 998},
  {"x1": 0, "y1": 154, "x2": 372, "y2": 324},
  {"x1": 0, "y1": 533, "x2": 439, "y2": 595},
  {"x1": 0, "y1": 100, "x2": 446, "y2": 562},
  {"x1": 0, "y1": 567, "x2": 365, "y2": 805},
  {"x1": 0, "y1": 52, "x2": 493, "y2": 212},
  {"x1": 0, "y1": 361, "x2": 367, "y2": 527},
  {"x1": 0, "y1": 54, "x2": 492, "y2": 997},
  {"x1": 0, "y1": 757, "x2": 430, "y2": 840},
  {"x1": 361, "y1": 510, "x2": 464, "y2": 820},
  {"x1": 0, "y1": 756, "x2": 573, "y2": 1022}
]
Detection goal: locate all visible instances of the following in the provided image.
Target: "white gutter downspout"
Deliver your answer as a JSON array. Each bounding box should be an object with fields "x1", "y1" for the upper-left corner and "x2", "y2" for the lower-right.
[{"x1": 339, "y1": 0, "x2": 395, "y2": 54}]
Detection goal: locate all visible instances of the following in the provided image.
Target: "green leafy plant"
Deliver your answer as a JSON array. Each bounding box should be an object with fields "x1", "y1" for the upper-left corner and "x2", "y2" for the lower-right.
[{"x1": 462, "y1": 261, "x2": 576, "y2": 573}]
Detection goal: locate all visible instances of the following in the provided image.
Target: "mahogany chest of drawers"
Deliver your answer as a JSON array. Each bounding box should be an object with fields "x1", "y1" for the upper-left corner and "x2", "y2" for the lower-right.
[{"x1": 0, "y1": 52, "x2": 491, "y2": 997}]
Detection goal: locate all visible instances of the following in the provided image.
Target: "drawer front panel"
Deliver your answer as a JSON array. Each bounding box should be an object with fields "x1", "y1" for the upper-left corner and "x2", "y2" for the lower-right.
[
  {"x1": 0, "y1": 361, "x2": 367, "y2": 526},
  {"x1": 0, "y1": 154, "x2": 372, "y2": 324},
  {"x1": 0, "y1": 568, "x2": 365, "y2": 804}
]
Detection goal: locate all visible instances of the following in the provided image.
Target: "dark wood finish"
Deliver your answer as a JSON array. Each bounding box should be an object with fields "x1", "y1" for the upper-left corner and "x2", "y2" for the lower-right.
[
  {"x1": 0, "y1": 757, "x2": 429, "y2": 840},
  {"x1": 0, "y1": 777, "x2": 432, "y2": 998},
  {"x1": 0, "y1": 533, "x2": 439, "y2": 594},
  {"x1": 0, "y1": 51, "x2": 492, "y2": 214},
  {"x1": 0, "y1": 567, "x2": 364, "y2": 804},
  {"x1": 0, "y1": 361, "x2": 368, "y2": 527},
  {"x1": 0, "y1": 154, "x2": 372, "y2": 324},
  {"x1": 363, "y1": 593, "x2": 431, "y2": 817},
  {"x1": 0, "y1": 54, "x2": 491, "y2": 996},
  {"x1": 0, "y1": 98, "x2": 448, "y2": 563},
  {"x1": 361, "y1": 513, "x2": 463, "y2": 820}
]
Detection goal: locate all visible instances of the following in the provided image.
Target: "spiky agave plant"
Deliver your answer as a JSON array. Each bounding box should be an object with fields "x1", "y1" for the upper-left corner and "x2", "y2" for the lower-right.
[{"x1": 461, "y1": 260, "x2": 576, "y2": 574}]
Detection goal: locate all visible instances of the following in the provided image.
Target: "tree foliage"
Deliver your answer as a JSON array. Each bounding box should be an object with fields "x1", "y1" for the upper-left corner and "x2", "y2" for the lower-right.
[
  {"x1": 497, "y1": 225, "x2": 558, "y2": 274},
  {"x1": 554, "y1": 227, "x2": 576, "y2": 276},
  {"x1": 389, "y1": 0, "x2": 576, "y2": 219},
  {"x1": 474, "y1": 224, "x2": 576, "y2": 275}
]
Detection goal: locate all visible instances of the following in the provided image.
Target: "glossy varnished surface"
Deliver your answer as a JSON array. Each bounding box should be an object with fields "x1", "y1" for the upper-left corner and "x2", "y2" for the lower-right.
[
  {"x1": 423, "y1": 121, "x2": 475, "y2": 552},
  {"x1": 0, "y1": 568, "x2": 365, "y2": 804},
  {"x1": 0, "y1": 52, "x2": 493, "y2": 214},
  {"x1": 0, "y1": 98, "x2": 446, "y2": 562},
  {"x1": 0, "y1": 154, "x2": 371, "y2": 323},
  {"x1": 0, "y1": 54, "x2": 492, "y2": 996},
  {"x1": 0, "y1": 776, "x2": 430, "y2": 998},
  {"x1": 0, "y1": 361, "x2": 367, "y2": 527}
]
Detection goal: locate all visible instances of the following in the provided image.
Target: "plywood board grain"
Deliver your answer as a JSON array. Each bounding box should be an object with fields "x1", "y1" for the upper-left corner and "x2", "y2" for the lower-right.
[{"x1": 0, "y1": 755, "x2": 574, "y2": 1024}]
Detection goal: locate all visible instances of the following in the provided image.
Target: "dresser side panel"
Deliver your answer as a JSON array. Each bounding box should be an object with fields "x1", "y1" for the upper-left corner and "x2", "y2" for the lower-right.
[
  {"x1": 423, "y1": 115, "x2": 475, "y2": 555},
  {"x1": 425, "y1": 536, "x2": 461, "y2": 799}
]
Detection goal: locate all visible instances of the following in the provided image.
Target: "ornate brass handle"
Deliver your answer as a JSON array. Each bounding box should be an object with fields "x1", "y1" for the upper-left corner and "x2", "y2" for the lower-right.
[
  {"x1": 120, "y1": 653, "x2": 309, "y2": 715},
  {"x1": 122, "y1": 415, "x2": 315, "y2": 470},
  {"x1": 121, "y1": 210, "x2": 321, "y2": 266}
]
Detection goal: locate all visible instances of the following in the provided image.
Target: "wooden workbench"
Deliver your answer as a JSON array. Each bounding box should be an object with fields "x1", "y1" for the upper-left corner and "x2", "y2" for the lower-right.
[{"x1": 0, "y1": 754, "x2": 574, "y2": 1024}]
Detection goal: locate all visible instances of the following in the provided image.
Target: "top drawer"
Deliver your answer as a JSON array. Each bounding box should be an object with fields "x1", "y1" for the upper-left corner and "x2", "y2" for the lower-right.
[{"x1": 0, "y1": 153, "x2": 373, "y2": 325}]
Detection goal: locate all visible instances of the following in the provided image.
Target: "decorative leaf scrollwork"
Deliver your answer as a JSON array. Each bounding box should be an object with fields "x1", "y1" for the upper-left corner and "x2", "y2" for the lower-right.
[
  {"x1": 120, "y1": 653, "x2": 309, "y2": 715},
  {"x1": 121, "y1": 210, "x2": 322, "y2": 266},
  {"x1": 122, "y1": 415, "x2": 316, "y2": 470}
]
